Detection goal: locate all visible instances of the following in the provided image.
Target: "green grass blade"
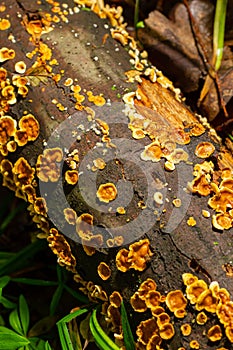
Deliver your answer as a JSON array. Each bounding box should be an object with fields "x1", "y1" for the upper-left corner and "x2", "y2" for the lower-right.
[
  {"x1": 90, "y1": 309, "x2": 120, "y2": 350},
  {"x1": 63, "y1": 284, "x2": 89, "y2": 303},
  {"x1": 121, "y1": 302, "x2": 135, "y2": 350},
  {"x1": 57, "y1": 307, "x2": 90, "y2": 325},
  {"x1": 11, "y1": 277, "x2": 58, "y2": 287},
  {"x1": 57, "y1": 319, "x2": 74, "y2": 350},
  {"x1": 213, "y1": 0, "x2": 228, "y2": 70},
  {"x1": 50, "y1": 284, "x2": 64, "y2": 316},
  {"x1": 19, "y1": 295, "x2": 30, "y2": 336},
  {"x1": 0, "y1": 252, "x2": 15, "y2": 264},
  {"x1": 0, "y1": 239, "x2": 46, "y2": 276},
  {"x1": 57, "y1": 307, "x2": 90, "y2": 350}
]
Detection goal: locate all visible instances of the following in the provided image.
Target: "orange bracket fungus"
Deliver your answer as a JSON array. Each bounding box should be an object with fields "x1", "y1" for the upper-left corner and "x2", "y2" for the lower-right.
[
  {"x1": 36, "y1": 148, "x2": 63, "y2": 182},
  {"x1": 96, "y1": 182, "x2": 117, "y2": 203},
  {"x1": 76, "y1": 213, "x2": 93, "y2": 239},
  {"x1": 97, "y1": 262, "x2": 111, "y2": 281},
  {"x1": 207, "y1": 324, "x2": 222, "y2": 342},
  {"x1": 64, "y1": 208, "x2": 77, "y2": 225},
  {"x1": 116, "y1": 239, "x2": 152, "y2": 272},
  {"x1": 165, "y1": 290, "x2": 187, "y2": 315},
  {"x1": 180, "y1": 323, "x2": 192, "y2": 336},
  {"x1": 0, "y1": 47, "x2": 15, "y2": 62},
  {"x1": 65, "y1": 170, "x2": 79, "y2": 185},
  {"x1": 195, "y1": 141, "x2": 215, "y2": 158},
  {"x1": 47, "y1": 228, "x2": 76, "y2": 269}
]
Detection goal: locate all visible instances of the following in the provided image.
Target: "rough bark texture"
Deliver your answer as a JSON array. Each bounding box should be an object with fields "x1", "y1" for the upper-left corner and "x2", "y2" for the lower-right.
[{"x1": 1, "y1": 0, "x2": 233, "y2": 348}]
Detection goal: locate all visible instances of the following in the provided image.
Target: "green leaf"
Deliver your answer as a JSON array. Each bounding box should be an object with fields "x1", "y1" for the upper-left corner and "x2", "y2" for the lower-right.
[
  {"x1": 0, "y1": 295, "x2": 17, "y2": 309},
  {"x1": 90, "y1": 309, "x2": 120, "y2": 350},
  {"x1": 0, "y1": 327, "x2": 30, "y2": 349},
  {"x1": 29, "y1": 337, "x2": 52, "y2": 350},
  {"x1": 50, "y1": 284, "x2": 64, "y2": 316},
  {"x1": 67, "y1": 316, "x2": 83, "y2": 350},
  {"x1": 0, "y1": 276, "x2": 10, "y2": 288},
  {"x1": 45, "y1": 341, "x2": 52, "y2": 350},
  {"x1": 28, "y1": 315, "x2": 57, "y2": 337},
  {"x1": 25, "y1": 65, "x2": 49, "y2": 87},
  {"x1": 9, "y1": 308, "x2": 24, "y2": 335},
  {"x1": 121, "y1": 302, "x2": 135, "y2": 350},
  {"x1": 11, "y1": 277, "x2": 58, "y2": 287},
  {"x1": 19, "y1": 295, "x2": 30, "y2": 335},
  {"x1": 0, "y1": 252, "x2": 15, "y2": 264},
  {"x1": 136, "y1": 21, "x2": 145, "y2": 29}
]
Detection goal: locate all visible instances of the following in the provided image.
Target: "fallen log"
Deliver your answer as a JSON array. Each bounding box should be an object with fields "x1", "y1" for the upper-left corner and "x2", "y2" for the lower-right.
[{"x1": 1, "y1": 0, "x2": 233, "y2": 348}]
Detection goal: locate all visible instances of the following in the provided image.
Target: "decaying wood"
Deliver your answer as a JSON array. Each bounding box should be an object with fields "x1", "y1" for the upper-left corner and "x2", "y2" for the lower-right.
[{"x1": 1, "y1": 0, "x2": 233, "y2": 348}]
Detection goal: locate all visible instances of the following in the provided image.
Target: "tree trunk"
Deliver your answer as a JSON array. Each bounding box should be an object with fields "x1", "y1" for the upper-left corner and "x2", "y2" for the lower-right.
[{"x1": 1, "y1": 0, "x2": 233, "y2": 348}]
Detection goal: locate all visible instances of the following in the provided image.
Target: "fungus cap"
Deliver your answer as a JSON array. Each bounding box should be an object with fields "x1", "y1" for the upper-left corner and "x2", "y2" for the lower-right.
[
  {"x1": 187, "y1": 216, "x2": 196, "y2": 227},
  {"x1": 136, "y1": 318, "x2": 159, "y2": 345},
  {"x1": 93, "y1": 157, "x2": 106, "y2": 170},
  {"x1": 64, "y1": 208, "x2": 77, "y2": 225},
  {"x1": 141, "y1": 141, "x2": 162, "y2": 162},
  {"x1": 154, "y1": 192, "x2": 163, "y2": 205},
  {"x1": 186, "y1": 279, "x2": 208, "y2": 304},
  {"x1": 207, "y1": 325, "x2": 222, "y2": 342},
  {"x1": 65, "y1": 170, "x2": 79, "y2": 185},
  {"x1": 195, "y1": 142, "x2": 215, "y2": 158},
  {"x1": 151, "y1": 306, "x2": 165, "y2": 317},
  {"x1": 196, "y1": 311, "x2": 208, "y2": 325},
  {"x1": 156, "y1": 312, "x2": 170, "y2": 328},
  {"x1": 97, "y1": 262, "x2": 111, "y2": 281},
  {"x1": 180, "y1": 323, "x2": 192, "y2": 336},
  {"x1": 34, "y1": 197, "x2": 47, "y2": 216},
  {"x1": 174, "y1": 308, "x2": 187, "y2": 318},
  {"x1": 166, "y1": 148, "x2": 189, "y2": 164},
  {"x1": 0, "y1": 116, "x2": 17, "y2": 144},
  {"x1": 138, "y1": 278, "x2": 157, "y2": 299},
  {"x1": 18, "y1": 114, "x2": 39, "y2": 141},
  {"x1": 0, "y1": 47, "x2": 15, "y2": 62},
  {"x1": 216, "y1": 301, "x2": 233, "y2": 326},
  {"x1": 165, "y1": 290, "x2": 187, "y2": 312},
  {"x1": 191, "y1": 174, "x2": 211, "y2": 196},
  {"x1": 196, "y1": 289, "x2": 218, "y2": 313},
  {"x1": 212, "y1": 213, "x2": 232, "y2": 230},
  {"x1": 76, "y1": 213, "x2": 94, "y2": 239},
  {"x1": 182, "y1": 273, "x2": 198, "y2": 286},
  {"x1": 145, "y1": 290, "x2": 161, "y2": 309},
  {"x1": 159, "y1": 323, "x2": 175, "y2": 340},
  {"x1": 190, "y1": 340, "x2": 200, "y2": 349},
  {"x1": 225, "y1": 325, "x2": 233, "y2": 342},
  {"x1": 96, "y1": 182, "x2": 117, "y2": 203},
  {"x1": 15, "y1": 61, "x2": 27, "y2": 74},
  {"x1": 147, "y1": 334, "x2": 162, "y2": 350},
  {"x1": 109, "y1": 291, "x2": 122, "y2": 308},
  {"x1": 130, "y1": 292, "x2": 147, "y2": 312}
]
